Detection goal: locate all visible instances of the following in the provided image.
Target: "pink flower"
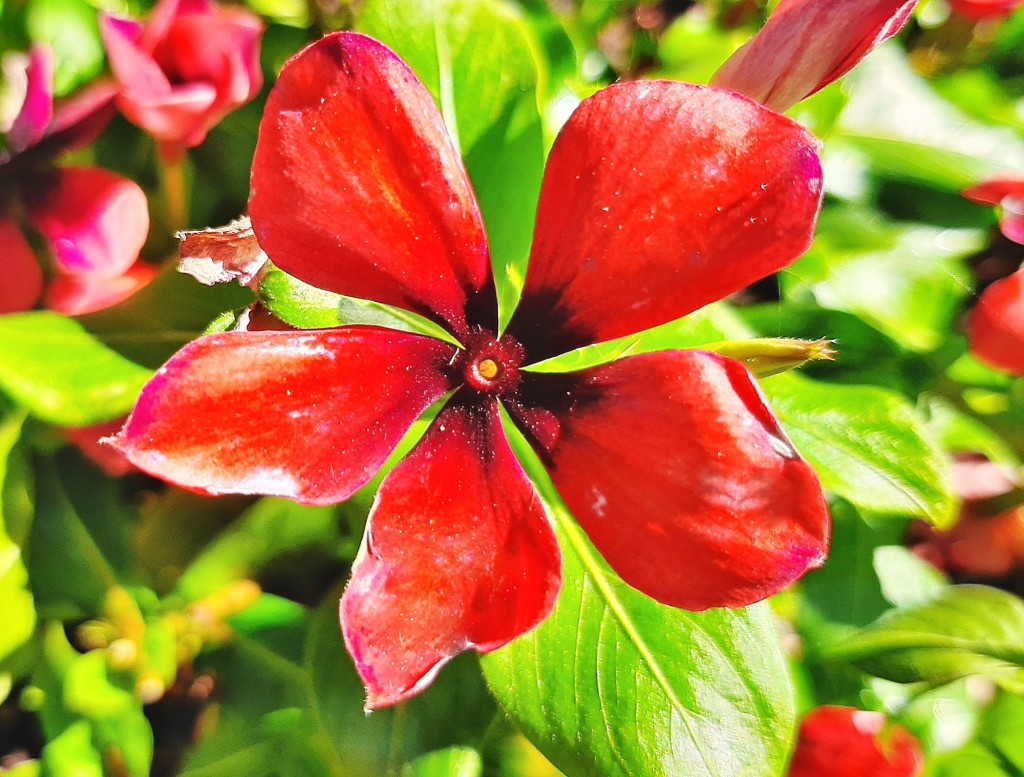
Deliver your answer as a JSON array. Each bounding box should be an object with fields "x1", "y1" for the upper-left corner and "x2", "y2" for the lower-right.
[
  {"x1": 969, "y1": 268, "x2": 1024, "y2": 375},
  {"x1": 964, "y1": 177, "x2": 1024, "y2": 246},
  {"x1": 114, "y1": 33, "x2": 830, "y2": 708},
  {"x1": 712, "y1": 0, "x2": 917, "y2": 113},
  {"x1": 788, "y1": 707, "x2": 924, "y2": 777},
  {"x1": 947, "y1": 0, "x2": 1023, "y2": 19},
  {"x1": 100, "y1": 0, "x2": 264, "y2": 157},
  {"x1": 0, "y1": 46, "x2": 152, "y2": 315}
]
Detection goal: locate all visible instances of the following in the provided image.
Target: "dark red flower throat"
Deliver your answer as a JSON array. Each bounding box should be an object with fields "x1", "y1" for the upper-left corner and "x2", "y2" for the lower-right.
[{"x1": 455, "y1": 328, "x2": 525, "y2": 396}]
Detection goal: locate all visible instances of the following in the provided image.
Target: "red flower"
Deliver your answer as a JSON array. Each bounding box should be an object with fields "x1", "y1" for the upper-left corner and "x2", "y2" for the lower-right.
[
  {"x1": 100, "y1": 0, "x2": 263, "y2": 158},
  {"x1": 114, "y1": 33, "x2": 830, "y2": 708},
  {"x1": 0, "y1": 46, "x2": 152, "y2": 315},
  {"x1": 788, "y1": 706, "x2": 924, "y2": 777},
  {"x1": 964, "y1": 177, "x2": 1024, "y2": 246},
  {"x1": 947, "y1": 0, "x2": 1023, "y2": 19},
  {"x1": 969, "y1": 268, "x2": 1024, "y2": 375},
  {"x1": 712, "y1": 0, "x2": 917, "y2": 113}
]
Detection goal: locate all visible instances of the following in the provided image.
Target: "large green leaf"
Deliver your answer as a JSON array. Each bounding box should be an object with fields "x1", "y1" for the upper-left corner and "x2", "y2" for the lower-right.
[
  {"x1": 482, "y1": 419, "x2": 796, "y2": 777},
  {"x1": 0, "y1": 313, "x2": 153, "y2": 427},
  {"x1": 356, "y1": 0, "x2": 546, "y2": 327},
  {"x1": 764, "y1": 373, "x2": 956, "y2": 526},
  {"x1": 781, "y1": 207, "x2": 980, "y2": 353},
  {"x1": 826, "y1": 586, "x2": 1024, "y2": 692}
]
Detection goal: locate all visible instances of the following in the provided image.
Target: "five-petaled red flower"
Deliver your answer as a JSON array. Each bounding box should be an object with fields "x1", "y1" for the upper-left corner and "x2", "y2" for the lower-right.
[{"x1": 115, "y1": 32, "x2": 831, "y2": 708}]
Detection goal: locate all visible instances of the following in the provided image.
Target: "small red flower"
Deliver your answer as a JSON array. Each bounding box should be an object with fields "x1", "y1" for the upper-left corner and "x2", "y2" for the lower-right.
[
  {"x1": 712, "y1": 0, "x2": 917, "y2": 113},
  {"x1": 100, "y1": 0, "x2": 264, "y2": 158},
  {"x1": 788, "y1": 706, "x2": 924, "y2": 777},
  {"x1": 964, "y1": 177, "x2": 1024, "y2": 246},
  {"x1": 0, "y1": 46, "x2": 152, "y2": 315},
  {"x1": 969, "y1": 268, "x2": 1024, "y2": 375},
  {"x1": 947, "y1": 0, "x2": 1023, "y2": 19},
  {"x1": 115, "y1": 33, "x2": 830, "y2": 707}
]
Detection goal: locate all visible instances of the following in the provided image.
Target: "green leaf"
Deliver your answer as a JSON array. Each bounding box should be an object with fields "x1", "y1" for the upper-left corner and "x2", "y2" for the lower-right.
[
  {"x1": 403, "y1": 747, "x2": 483, "y2": 777},
  {"x1": 257, "y1": 264, "x2": 460, "y2": 345},
  {"x1": 764, "y1": 373, "x2": 956, "y2": 526},
  {"x1": 0, "y1": 411, "x2": 34, "y2": 666},
  {"x1": 922, "y1": 395, "x2": 1020, "y2": 466},
  {"x1": 26, "y1": 455, "x2": 129, "y2": 618},
  {"x1": 781, "y1": 207, "x2": 980, "y2": 353},
  {"x1": 33, "y1": 624, "x2": 153, "y2": 777},
  {"x1": 79, "y1": 263, "x2": 253, "y2": 370},
  {"x1": 185, "y1": 588, "x2": 497, "y2": 776},
  {"x1": 872, "y1": 545, "x2": 948, "y2": 610},
  {"x1": 836, "y1": 44, "x2": 1024, "y2": 189},
  {"x1": 483, "y1": 416, "x2": 796, "y2": 777},
  {"x1": 356, "y1": 0, "x2": 546, "y2": 328},
  {"x1": 0, "y1": 313, "x2": 152, "y2": 427},
  {"x1": 799, "y1": 502, "x2": 905, "y2": 628},
  {"x1": 174, "y1": 498, "x2": 356, "y2": 602},
  {"x1": 826, "y1": 586, "x2": 1024, "y2": 692},
  {"x1": 25, "y1": 0, "x2": 104, "y2": 94}
]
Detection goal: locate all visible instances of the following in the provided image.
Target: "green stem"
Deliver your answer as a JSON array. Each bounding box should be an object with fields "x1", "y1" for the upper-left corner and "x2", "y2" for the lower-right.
[
  {"x1": 386, "y1": 702, "x2": 407, "y2": 777},
  {"x1": 160, "y1": 148, "x2": 189, "y2": 231}
]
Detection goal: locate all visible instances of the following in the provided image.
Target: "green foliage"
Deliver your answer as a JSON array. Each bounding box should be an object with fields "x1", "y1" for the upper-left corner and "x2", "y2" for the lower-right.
[
  {"x1": 828, "y1": 586, "x2": 1024, "y2": 692},
  {"x1": 484, "y1": 419, "x2": 796, "y2": 777}
]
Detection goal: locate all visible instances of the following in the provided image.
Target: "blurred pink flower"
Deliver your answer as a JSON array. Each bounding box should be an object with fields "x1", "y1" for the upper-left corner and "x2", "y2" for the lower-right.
[
  {"x1": 0, "y1": 46, "x2": 152, "y2": 315},
  {"x1": 712, "y1": 0, "x2": 917, "y2": 112},
  {"x1": 100, "y1": 0, "x2": 264, "y2": 159}
]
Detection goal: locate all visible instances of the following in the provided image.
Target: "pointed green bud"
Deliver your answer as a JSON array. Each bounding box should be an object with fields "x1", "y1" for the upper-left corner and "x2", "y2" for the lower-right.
[{"x1": 706, "y1": 338, "x2": 835, "y2": 378}]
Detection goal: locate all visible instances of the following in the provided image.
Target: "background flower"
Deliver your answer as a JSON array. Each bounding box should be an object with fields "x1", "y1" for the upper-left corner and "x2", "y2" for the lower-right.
[
  {"x1": 0, "y1": 45, "x2": 152, "y2": 315},
  {"x1": 100, "y1": 0, "x2": 264, "y2": 158}
]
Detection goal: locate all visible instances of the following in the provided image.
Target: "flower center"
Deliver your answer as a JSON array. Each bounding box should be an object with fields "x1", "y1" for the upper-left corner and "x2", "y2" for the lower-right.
[
  {"x1": 476, "y1": 358, "x2": 500, "y2": 381},
  {"x1": 459, "y1": 330, "x2": 525, "y2": 396}
]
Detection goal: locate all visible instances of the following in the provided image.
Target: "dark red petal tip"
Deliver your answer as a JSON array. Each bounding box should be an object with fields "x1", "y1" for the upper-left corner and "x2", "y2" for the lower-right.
[
  {"x1": 341, "y1": 402, "x2": 561, "y2": 709},
  {"x1": 117, "y1": 328, "x2": 457, "y2": 504},
  {"x1": 250, "y1": 32, "x2": 495, "y2": 338},
  {"x1": 509, "y1": 81, "x2": 823, "y2": 360},
  {"x1": 537, "y1": 350, "x2": 829, "y2": 610}
]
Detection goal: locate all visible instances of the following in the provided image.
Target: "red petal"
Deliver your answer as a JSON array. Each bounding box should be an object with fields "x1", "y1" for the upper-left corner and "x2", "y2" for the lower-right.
[
  {"x1": 341, "y1": 401, "x2": 561, "y2": 709},
  {"x1": 948, "y1": 0, "x2": 1022, "y2": 19},
  {"x1": 250, "y1": 33, "x2": 493, "y2": 338},
  {"x1": 711, "y1": 0, "x2": 916, "y2": 113},
  {"x1": 529, "y1": 350, "x2": 829, "y2": 610},
  {"x1": 46, "y1": 261, "x2": 157, "y2": 315},
  {"x1": 508, "y1": 82, "x2": 822, "y2": 360},
  {"x1": 964, "y1": 177, "x2": 1024, "y2": 245},
  {"x1": 969, "y1": 269, "x2": 1024, "y2": 376},
  {"x1": 0, "y1": 216, "x2": 43, "y2": 313},
  {"x1": 789, "y1": 707, "x2": 924, "y2": 777},
  {"x1": 7, "y1": 46, "x2": 54, "y2": 155},
  {"x1": 116, "y1": 328, "x2": 457, "y2": 504},
  {"x1": 25, "y1": 167, "x2": 149, "y2": 278}
]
